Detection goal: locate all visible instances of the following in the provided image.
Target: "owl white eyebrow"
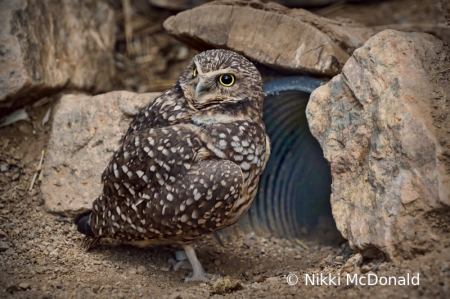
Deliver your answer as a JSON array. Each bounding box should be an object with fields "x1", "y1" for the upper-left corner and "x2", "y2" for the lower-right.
[{"x1": 194, "y1": 61, "x2": 238, "y2": 78}]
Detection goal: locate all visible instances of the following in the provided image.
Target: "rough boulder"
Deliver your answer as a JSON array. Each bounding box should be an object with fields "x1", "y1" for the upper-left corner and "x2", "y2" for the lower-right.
[
  {"x1": 0, "y1": 0, "x2": 116, "y2": 116},
  {"x1": 307, "y1": 30, "x2": 450, "y2": 262}
]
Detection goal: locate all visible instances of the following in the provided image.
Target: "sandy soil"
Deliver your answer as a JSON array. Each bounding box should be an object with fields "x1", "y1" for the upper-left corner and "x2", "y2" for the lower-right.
[{"x1": 0, "y1": 99, "x2": 449, "y2": 299}]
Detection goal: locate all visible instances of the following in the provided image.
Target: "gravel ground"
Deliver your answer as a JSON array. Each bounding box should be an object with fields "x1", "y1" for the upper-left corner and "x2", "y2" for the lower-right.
[{"x1": 1, "y1": 102, "x2": 449, "y2": 299}]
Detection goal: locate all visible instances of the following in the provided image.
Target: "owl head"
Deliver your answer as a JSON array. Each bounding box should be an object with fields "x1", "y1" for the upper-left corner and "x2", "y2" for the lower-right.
[{"x1": 178, "y1": 49, "x2": 264, "y2": 124}]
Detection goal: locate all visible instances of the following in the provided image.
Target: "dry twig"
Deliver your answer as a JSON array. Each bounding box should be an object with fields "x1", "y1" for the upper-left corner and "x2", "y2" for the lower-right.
[
  {"x1": 295, "y1": 239, "x2": 310, "y2": 250},
  {"x1": 122, "y1": 0, "x2": 134, "y2": 55},
  {"x1": 29, "y1": 150, "x2": 45, "y2": 191}
]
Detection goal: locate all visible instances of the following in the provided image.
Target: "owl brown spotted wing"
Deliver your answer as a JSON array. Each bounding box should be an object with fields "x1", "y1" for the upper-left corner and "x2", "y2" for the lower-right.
[
  {"x1": 91, "y1": 123, "x2": 244, "y2": 241},
  {"x1": 148, "y1": 159, "x2": 244, "y2": 240}
]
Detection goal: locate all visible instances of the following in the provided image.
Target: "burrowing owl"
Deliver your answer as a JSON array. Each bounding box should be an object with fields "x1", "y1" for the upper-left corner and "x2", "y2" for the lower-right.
[{"x1": 76, "y1": 49, "x2": 270, "y2": 282}]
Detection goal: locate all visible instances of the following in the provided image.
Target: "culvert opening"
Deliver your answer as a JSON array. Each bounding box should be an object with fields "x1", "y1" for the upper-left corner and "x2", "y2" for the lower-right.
[{"x1": 220, "y1": 78, "x2": 342, "y2": 246}]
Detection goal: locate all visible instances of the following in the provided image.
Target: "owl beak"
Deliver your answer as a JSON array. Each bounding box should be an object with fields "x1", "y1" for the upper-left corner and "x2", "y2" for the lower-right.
[
  {"x1": 195, "y1": 80, "x2": 206, "y2": 96},
  {"x1": 195, "y1": 78, "x2": 210, "y2": 102}
]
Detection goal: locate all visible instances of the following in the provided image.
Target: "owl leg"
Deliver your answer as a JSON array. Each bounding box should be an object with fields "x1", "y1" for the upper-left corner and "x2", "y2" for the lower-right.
[
  {"x1": 179, "y1": 243, "x2": 213, "y2": 283},
  {"x1": 172, "y1": 260, "x2": 192, "y2": 272}
]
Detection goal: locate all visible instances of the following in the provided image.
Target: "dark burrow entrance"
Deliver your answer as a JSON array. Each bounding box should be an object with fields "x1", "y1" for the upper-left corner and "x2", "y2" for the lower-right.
[{"x1": 219, "y1": 78, "x2": 343, "y2": 247}]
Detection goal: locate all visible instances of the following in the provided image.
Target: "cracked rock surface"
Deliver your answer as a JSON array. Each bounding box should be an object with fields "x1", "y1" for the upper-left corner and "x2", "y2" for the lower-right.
[{"x1": 0, "y1": 0, "x2": 116, "y2": 116}]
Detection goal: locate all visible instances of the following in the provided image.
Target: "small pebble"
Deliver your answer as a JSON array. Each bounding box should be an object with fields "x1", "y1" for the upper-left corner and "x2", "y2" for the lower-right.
[
  {"x1": 0, "y1": 241, "x2": 9, "y2": 252},
  {"x1": 136, "y1": 266, "x2": 146, "y2": 275},
  {"x1": 361, "y1": 264, "x2": 372, "y2": 273},
  {"x1": 253, "y1": 275, "x2": 266, "y2": 283}
]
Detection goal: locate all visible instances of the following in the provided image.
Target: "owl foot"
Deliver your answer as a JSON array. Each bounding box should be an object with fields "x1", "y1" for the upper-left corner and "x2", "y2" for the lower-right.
[{"x1": 178, "y1": 243, "x2": 215, "y2": 283}]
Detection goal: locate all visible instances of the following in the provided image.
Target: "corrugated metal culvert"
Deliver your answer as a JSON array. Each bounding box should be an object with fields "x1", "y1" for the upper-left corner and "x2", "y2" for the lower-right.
[{"x1": 220, "y1": 77, "x2": 333, "y2": 241}]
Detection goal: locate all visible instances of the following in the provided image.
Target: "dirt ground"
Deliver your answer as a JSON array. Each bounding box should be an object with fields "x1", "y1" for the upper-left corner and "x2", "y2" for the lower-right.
[{"x1": 0, "y1": 98, "x2": 449, "y2": 299}]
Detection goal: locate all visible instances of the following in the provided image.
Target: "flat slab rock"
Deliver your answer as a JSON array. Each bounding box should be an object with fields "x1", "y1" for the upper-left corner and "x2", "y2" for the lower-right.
[
  {"x1": 164, "y1": 0, "x2": 375, "y2": 76},
  {"x1": 307, "y1": 30, "x2": 450, "y2": 262},
  {"x1": 0, "y1": 0, "x2": 116, "y2": 116},
  {"x1": 149, "y1": 0, "x2": 340, "y2": 10},
  {"x1": 41, "y1": 91, "x2": 158, "y2": 217}
]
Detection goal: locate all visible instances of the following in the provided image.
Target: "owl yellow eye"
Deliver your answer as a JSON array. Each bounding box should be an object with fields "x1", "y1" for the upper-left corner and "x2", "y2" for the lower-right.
[
  {"x1": 193, "y1": 67, "x2": 197, "y2": 77},
  {"x1": 219, "y1": 74, "x2": 235, "y2": 86}
]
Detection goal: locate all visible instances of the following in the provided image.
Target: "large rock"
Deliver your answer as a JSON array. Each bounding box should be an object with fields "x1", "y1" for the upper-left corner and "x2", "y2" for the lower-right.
[
  {"x1": 306, "y1": 30, "x2": 450, "y2": 262},
  {"x1": 149, "y1": 0, "x2": 341, "y2": 11},
  {"x1": 0, "y1": 0, "x2": 116, "y2": 116},
  {"x1": 164, "y1": 0, "x2": 375, "y2": 76},
  {"x1": 41, "y1": 91, "x2": 158, "y2": 216}
]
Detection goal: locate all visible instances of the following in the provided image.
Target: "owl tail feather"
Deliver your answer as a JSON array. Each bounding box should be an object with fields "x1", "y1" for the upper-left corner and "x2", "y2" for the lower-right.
[
  {"x1": 80, "y1": 236, "x2": 100, "y2": 251},
  {"x1": 74, "y1": 210, "x2": 99, "y2": 251}
]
